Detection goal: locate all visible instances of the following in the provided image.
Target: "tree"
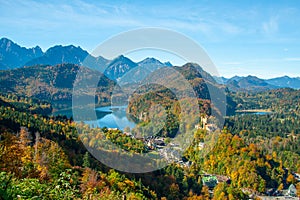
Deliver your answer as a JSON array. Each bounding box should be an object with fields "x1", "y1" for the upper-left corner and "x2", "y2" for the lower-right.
[
  {"x1": 0, "y1": 133, "x2": 24, "y2": 178},
  {"x1": 168, "y1": 183, "x2": 180, "y2": 200},
  {"x1": 19, "y1": 127, "x2": 34, "y2": 175},
  {"x1": 80, "y1": 168, "x2": 100, "y2": 197},
  {"x1": 201, "y1": 185, "x2": 210, "y2": 200},
  {"x1": 296, "y1": 182, "x2": 300, "y2": 197},
  {"x1": 34, "y1": 138, "x2": 71, "y2": 180},
  {"x1": 213, "y1": 183, "x2": 247, "y2": 200},
  {"x1": 83, "y1": 152, "x2": 90, "y2": 168},
  {"x1": 286, "y1": 173, "x2": 296, "y2": 184},
  {"x1": 278, "y1": 183, "x2": 284, "y2": 191}
]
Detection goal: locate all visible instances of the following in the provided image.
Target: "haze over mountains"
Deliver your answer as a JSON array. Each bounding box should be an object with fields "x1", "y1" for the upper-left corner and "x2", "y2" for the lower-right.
[
  {"x1": 215, "y1": 75, "x2": 300, "y2": 91},
  {"x1": 1, "y1": 37, "x2": 300, "y2": 92}
]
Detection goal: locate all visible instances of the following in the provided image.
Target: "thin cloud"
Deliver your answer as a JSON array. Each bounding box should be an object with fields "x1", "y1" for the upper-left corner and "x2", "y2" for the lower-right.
[
  {"x1": 0, "y1": 0, "x2": 142, "y2": 28},
  {"x1": 262, "y1": 16, "x2": 279, "y2": 35},
  {"x1": 284, "y1": 57, "x2": 300, "y2": 61}
]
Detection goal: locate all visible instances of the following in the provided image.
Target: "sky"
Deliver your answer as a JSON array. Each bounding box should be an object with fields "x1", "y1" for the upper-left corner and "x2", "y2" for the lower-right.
[{"x1": 0, "y1": 0, "x2": 300, "y2": 78}]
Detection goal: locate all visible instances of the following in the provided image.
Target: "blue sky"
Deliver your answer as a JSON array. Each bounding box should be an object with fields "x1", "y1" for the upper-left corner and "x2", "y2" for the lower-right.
[{"x1": 0, "y1": 0, "x2": 300, "y2": 78}]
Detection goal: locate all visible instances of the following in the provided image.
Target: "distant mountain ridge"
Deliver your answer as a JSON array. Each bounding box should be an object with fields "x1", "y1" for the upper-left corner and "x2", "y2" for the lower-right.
[
  {"x1": 118, "y1": 57, "x2": 170, "y2": 84},
  {"x1": 214, "y1": 75, "x2": 300, "y2": 91},
  {"x1": 265, "y1": 76, "x2": 300, "y2": 89},
  {"x1": 0, "y1": 38, "x2": 173, "y2": 81},
  {"x1": 0, "y1": 38, "x2": 43, "y2": 69},
  {"x1": 226, "y1": 75, "x2": 278, "y2": 92},
  {"x1": 103, "y1": 55, "x2": 138, "y2": 80},
  {"x1": 25, "y1": 45, "x2": 89, "y2": 66},
  {"x1": 1, "y1": 38, "x2": 299, "y2": 92}
]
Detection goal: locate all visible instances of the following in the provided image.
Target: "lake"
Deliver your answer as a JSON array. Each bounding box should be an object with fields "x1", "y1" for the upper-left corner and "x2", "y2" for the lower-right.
[
  {"x1": 52, "y1": 105, "x2": 136, "y2": 131},
  {"x1": 235, "y1": 110, "x2": 273, "y2": 115}
]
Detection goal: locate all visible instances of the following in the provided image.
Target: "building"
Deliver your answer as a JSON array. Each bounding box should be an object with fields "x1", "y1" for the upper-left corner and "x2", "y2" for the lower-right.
[
  {"x1": 202, "y1": 175, "x2": 218, "y2": 189},
  {"x1": 205, "y1": 124, "x2": 217, "y2": 132},
  {"x1": 200, "y1": 115, "x2": 208, "y2": 129},
  {"x1": 195, "y1": 115, "x2": 218, "y2": 132},
  {"x1": 287, "y1": 184, "x2": 297, "y2": 197}
]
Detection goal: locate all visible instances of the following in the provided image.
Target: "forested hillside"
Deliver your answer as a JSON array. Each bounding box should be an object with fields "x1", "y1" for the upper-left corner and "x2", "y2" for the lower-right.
[{"x1": 0, "y1": 64, "x2": 115, "y2": 109}]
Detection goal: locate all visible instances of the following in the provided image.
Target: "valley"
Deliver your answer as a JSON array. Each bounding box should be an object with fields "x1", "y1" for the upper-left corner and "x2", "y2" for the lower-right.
[{"x1": 0, "y1": 38, "x2": 299, "y2": 199}]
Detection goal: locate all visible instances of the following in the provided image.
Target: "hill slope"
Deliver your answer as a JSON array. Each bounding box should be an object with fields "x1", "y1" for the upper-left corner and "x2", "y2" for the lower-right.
[{"x1": 0, "y1": 64, "x2": 115, "y2": 106}]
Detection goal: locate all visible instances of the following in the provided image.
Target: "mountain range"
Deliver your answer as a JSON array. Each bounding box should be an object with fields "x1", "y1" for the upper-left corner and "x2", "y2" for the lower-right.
[
  {"x1": 214, "y1": 75, "x2": 300, "y2": 91},
  {"x1": 1, "y1": 37, "x2": 299, "y2": 92},
  {"x1": 0, "y1": 38, "x2": 171, "y2": 81},
  {"x1": 0, "y1": 38, "x2": 43, "y2": 69},
  {"x1": 266, "y1": 76, "x2": 300, "y2": 89}
]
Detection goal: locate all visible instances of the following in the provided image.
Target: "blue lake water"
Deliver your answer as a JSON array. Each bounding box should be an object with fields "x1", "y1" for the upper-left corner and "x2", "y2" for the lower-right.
[
  {"x1": 254, "y1": 112, "x2": 272, "y2": 115},
  {"x1": 52, "y1": 105, "x2": 136, "y2": 131},
  {"x1": 236, "y1": 111, "x2": 273, "y2": 116}
]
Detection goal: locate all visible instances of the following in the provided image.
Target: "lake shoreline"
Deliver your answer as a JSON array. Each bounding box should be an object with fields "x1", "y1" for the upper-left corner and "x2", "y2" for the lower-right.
[{"x1": 235, "y1": 109, "x2": 273, "y2": 113}]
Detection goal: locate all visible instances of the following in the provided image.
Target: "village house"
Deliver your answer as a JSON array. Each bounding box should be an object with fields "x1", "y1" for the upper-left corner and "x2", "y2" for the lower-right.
[
  {"x1": 287, "y1": 184, "x2": 297, "y2": 197},
  {"x1": 194, "y1": 115, "x2": 218, "y2": 132}
]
